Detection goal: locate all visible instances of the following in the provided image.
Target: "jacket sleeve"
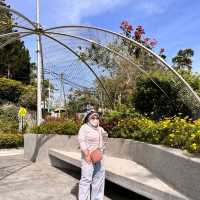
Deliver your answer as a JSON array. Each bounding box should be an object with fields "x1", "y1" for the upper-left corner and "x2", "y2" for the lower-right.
[{"x1": 78, "y1": 125, "x2": 88, "y2": 151}]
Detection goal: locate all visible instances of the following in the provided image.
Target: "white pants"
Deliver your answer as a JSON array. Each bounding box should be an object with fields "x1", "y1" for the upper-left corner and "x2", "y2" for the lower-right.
[{"x1": 78, "y1": 155, "x2": 105, "y2": 200}]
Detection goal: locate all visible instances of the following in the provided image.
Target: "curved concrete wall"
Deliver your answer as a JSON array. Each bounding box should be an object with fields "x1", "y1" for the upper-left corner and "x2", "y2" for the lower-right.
[
  {"x1": 24, "y1": 134, "x2": 79, "y2": 163},
  {"x1": 24, "y1": 134, "x2": 200, "y2": 200}
]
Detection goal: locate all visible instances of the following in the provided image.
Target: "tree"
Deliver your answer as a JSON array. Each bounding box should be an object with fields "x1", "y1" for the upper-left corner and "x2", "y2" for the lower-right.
[
  {"x1": 19, "y1": 85, "x2": 37, "y2": 110},
  {"x1": 76, "y1": 20, "x2": 171, "y2": 114},
  {"x1": 172, "y1": 48, "x2": 194, "y2": 71},
  {"x1": 0, "y1": 0, "x2": 35, "y2": 84},
  {"x1": 0, "y1": 77, "x2": 23, "y2": 103},
  {"x1": 177, "y1": 69, "x2": 200, "y2": 97},
  {"x1": 67, "y1": 89, "x2": 98, "y2": 117},
  {"x1": 0, "y1": 77, "x2": 37, "y2": 110},
  {"x1": 94, "y1": 60, "x2": 139, "y2": 108},
  {"x1": 77, "y1": 20, "x2": 165, "y2": 108},
  {"x1": 0, "y1": 0, "x2": 11, "y2": 33},
  {"x1": 134, "y1": 75, "x2": 192, "y2": 120}
]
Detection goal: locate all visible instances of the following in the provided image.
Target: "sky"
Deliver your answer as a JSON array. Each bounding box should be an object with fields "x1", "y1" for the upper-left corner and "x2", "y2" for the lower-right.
[{"x1": 6, "y1": 0, "x2": 200, "y2": 72}]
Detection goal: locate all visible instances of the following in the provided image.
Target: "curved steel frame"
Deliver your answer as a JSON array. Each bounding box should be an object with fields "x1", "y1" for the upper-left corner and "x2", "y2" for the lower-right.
[
  {"x1": 0, "y1": 32, "x2": 34, "y2": 49},
  {"x1": 1, "y1": 5, "x2": 200, "y2": 119},
  {"x1": 0, "y1": 5, "x2": 113, "y2": 107},
  {"x1": 0, "y1": 5, "x2": 36, "y2": 28},
  {"x1": 43, "y1": 33, "x2": 113, "y2": 105},
  {"x1": 44, "y1": 31, "x2": 170, "y2": 98},
  {"x1": 45, "y1": 25, "x2": 200, "y2": 103},
  {"x1": 44, "y1": 69, "x2": 94, "y2": 91}
]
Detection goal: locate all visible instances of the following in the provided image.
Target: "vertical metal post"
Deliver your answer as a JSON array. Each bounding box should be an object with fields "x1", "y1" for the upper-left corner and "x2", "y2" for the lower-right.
[
  {"x1": 58, "y1": 73, "x2": 64, "y2": 118},
  {"x1": 48, "y1": 65, "x2": 51, "y2": 113},
  {"x1": 61, "y1": 73, "x2": 66, "y2": 106},
  {"x1": 36, "y1": 0, "x2": 42, "y2": 125}
]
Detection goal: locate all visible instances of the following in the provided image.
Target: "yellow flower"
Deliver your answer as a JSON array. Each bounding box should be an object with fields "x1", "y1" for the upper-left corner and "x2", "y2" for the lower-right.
[
  {"x1": 169, "y1": 133, "x2": 175, "y2": 138},
  {"x1": 191, "y1": 134, "x2": 196, "y2": 139},
  {"x1": 194, "y1": 119, "x2": 200, "y2": 126},
  {"x1": 191, "y1": 143, "x2": 197, "y2": 151}
]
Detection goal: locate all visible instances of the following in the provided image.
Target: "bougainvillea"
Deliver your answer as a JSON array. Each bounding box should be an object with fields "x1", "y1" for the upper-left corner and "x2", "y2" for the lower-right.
[
  {"x1": 120, "y1": 20, "x2": 133, "y2": 38},
  {"x1": 120, "y1": 20, "x2": 166, "y2": 59}
]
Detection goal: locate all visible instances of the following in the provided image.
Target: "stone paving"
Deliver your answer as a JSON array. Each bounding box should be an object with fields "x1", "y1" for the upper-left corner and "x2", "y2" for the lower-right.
[{"x1": 0, "y1": 149, "x2": 148, "y2": 200}]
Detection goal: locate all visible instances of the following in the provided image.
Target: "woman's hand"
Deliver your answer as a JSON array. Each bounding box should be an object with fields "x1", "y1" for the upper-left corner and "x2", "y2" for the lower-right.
[{"x1": 84, "y1": 150, "x2": 91, "y2": 164}]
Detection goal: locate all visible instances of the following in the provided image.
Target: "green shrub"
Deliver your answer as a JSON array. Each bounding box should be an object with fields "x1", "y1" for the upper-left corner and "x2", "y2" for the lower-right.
[
  {"x1": 159, "y1": 116, "x2": 194, "y2": 149},
  {"x1": 30, "y1": 110, "x2": 200, "y2": 154},
  {"x1": 0, "y1": 105, "x2": 19, "y2": 132},
  {"x1": 0, "y1": 132, "x2": 23, "y2": 149},
  {"x1": 0, "y1": 77, "x2": 23, "y2": 103},
  {"x1": 101, "y1": 105, "x2": 142, "y2": 137},
  {"x1": 19, "y1": 85, "x2": 37, "y2": 110},
  {"x1": 110, "y1": 117, "x2": 161, "y2": 144},
  {"x1": 0, "y1": 77, "x2": 37, "y2": 110},
  {"x1": 103, "y1": 111, "x2": 200, "y2": 154},
  {"x1": 30, "y1": 118, "x2": 79, "y2": 135},
  {"x1": 185, "y1": 119, "x2": 200, "y2": 153},
  {"x1": 134, "y1": 75, "x2": 192, "y2": 120}
]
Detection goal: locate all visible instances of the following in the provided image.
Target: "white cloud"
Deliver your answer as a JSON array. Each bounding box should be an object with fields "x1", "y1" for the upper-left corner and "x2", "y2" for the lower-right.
[
  {"x1": 6, "y1": 0, "x2": 174, "y2": 26},
  {"x1": 52, "y1": 0, "x2": 176, "y2": 25},
  {"x1": 135, "y1": 0, "x2": 174, "y2": 16},
  {"x1": 41, "y1": 0, "x2": 131, "y2": 26}
]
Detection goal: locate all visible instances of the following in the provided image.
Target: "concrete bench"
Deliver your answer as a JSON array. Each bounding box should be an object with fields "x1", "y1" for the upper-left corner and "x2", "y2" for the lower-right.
[{"x1": 48, "y1": 148, "x2": 189, "y2": 200}]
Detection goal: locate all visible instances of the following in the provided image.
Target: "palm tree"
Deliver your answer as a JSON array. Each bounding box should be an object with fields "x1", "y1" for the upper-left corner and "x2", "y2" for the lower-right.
[{"x1": 172, "y1": 48, "x2": 194, "y2": 71}]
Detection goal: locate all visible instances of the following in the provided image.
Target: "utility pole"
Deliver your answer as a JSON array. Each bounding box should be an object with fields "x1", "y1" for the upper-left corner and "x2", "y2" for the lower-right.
[
  {"x1": 62, "y1": 73, "x2": 67, "y2": 117},
  {"x1": 59, "y1": 73, "x2": 65, "y2": 117},
  {"x1": 36, "y1": 0, "x2": 42, "y2": 125},
  {"x1": 48, "y1": 65, "x2": 52, "y2": 113},
  {"x1": 61, "y1": 73, "x2": 66, "y2": 107}
]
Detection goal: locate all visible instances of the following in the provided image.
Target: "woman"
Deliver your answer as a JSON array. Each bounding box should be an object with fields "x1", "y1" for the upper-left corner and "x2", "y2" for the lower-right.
[{"x1": 78, "y1": 111, "x2": 106, "y2": 200}]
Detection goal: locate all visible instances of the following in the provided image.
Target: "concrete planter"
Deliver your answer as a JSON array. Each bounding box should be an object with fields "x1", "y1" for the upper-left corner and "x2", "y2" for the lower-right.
[{"x1": 24, "y1": 134, "x2": 200, "y2": 200}]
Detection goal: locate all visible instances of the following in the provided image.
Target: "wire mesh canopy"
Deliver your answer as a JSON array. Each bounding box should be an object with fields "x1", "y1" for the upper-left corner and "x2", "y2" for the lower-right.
[{"x1": 1, "y1": 5, "x2": 200, "y2": 121}]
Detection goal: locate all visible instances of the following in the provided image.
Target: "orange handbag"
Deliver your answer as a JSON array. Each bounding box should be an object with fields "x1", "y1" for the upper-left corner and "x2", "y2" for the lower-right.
[{"x1": 90, "y1": 148, "x2": 102, "y2": 164}]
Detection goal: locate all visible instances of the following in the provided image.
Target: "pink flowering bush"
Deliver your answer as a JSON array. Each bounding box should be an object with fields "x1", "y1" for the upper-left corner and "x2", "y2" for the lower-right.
[
  {"x1": 120, "y1": 20, "x2": 133, "y2": 38},
  {"x1": 120, "y1": 20, "x2": 166, "y2": 59}
]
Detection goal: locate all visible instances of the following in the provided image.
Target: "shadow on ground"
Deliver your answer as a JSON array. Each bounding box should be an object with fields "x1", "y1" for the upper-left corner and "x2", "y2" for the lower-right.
[{"x1": 56, "y1": 165, "x2": 150, "y2": 200}]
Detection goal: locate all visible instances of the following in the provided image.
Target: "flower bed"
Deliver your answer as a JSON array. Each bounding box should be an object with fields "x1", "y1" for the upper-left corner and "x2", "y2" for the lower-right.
[{"x1": 30, "y1": 113, "x2": 200, "y2": 154}]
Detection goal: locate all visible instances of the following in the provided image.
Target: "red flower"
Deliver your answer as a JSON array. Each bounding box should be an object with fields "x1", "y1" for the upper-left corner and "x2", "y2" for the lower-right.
[
  {"x1": 134, "y1": 31, "x2": 141, "y2": 41},
  {"x1": 120, "y1": 20, "x2": 133, "y2": 33},
  {"x1": 144, "y1": 37, "x2": 150, "y2": 44},
  {"x1": 128, "y1": 25, "x2": 133, "y2": 32},
  {"x1": 150, "y1": 38, "x2": 157, "y2": 47},
  {"x1": 136, "y1": 25, "x2": 145, "y2": 34},
  {"x1": 160, "y1": 48, "x2": 165, "y2": 54}
]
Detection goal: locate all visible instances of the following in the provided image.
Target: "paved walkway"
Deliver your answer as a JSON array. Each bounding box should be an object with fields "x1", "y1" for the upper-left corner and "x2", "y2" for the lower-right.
[
  {"x1": 0, "y1": 147, "x2": 24, "y2": 156},
  {"x1": 0, "y1": 149, "x2": 148, "y2": 200}
]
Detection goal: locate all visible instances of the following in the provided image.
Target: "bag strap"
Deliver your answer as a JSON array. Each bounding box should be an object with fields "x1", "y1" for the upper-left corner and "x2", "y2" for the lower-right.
[{"x1": 98, "y1": 127, "x2": 101, "y2": 148}]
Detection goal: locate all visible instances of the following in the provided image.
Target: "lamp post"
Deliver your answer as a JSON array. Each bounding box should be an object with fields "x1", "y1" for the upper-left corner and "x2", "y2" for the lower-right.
[{"x1": 36, "y1": 0, "x2": 42, "y2": 125}]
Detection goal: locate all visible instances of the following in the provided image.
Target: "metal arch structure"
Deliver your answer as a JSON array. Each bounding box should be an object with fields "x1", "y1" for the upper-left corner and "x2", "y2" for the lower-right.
[
  {"x1": 1, "y1": 5, "x2": 200, "y2": 124},
  {"x1": 43, "y1": 68, "x2": 95, "y2": 91},
  {"x1": 43, "y1": 33, "x2": 113, "y2": 105},
  {"x1": 43, "y1": 31, "x2": 170, "y2": 99},
  {"x1": 45, "y1": 25, "x2": 200, "y2": 98}
]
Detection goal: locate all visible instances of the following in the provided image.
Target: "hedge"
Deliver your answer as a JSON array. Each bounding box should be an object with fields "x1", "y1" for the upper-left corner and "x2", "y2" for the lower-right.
[
  {"x1": 0, "y1": 77, "x2": 37, "y2": 110},
  {"x1": 102, "y1": 115, "x2": 200, "y2": 154},
  {"x1": 30, "y1": 118, "x2": 79, "y2": 135},
  {"x1": 0, "y1": 132, "x2": 24, "y2": 149}
]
